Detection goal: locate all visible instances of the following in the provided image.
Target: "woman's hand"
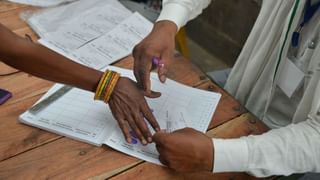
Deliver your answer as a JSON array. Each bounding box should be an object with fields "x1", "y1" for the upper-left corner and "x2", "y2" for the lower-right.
[{"x1": 108, "y1": 77, "x2": 160, "y2": 145}]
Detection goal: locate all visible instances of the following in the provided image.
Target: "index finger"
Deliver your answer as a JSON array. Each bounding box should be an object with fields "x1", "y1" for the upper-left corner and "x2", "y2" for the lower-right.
[
  {"x1": 138, "y1": 68, "x2": 151, "y2": 93},
  {"x1": 133, "y1": 52, "x2": 143, "y2": 89},
  {"x1": 139, "y1": 53, "x2": 156, "y2": 93},
  {"x1": 141, "y1": 103, "x2": 160, "y2": 132}
]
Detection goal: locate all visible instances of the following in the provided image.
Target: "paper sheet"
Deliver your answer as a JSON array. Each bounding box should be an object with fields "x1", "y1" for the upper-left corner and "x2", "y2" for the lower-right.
[
  {"x1": 38, "y1": 12, "x2": 150, "y2": 70},
  {"x1": 27, "y1": 2, "x2": 148, "y2": 71},
  {"x1": 38, "y1": 4, "x2": 132, "y2": 54},
  {"x1": 26, "y1": 0, "x2": 130, "y2": 37},
  {"x1": 70, "y1": 12, "x2": 152, "y2": 69},
  {"x1": 20, "y1": 66, "x2": 221, "y2": 164},
  {"x1": 9, "y1": 0, "x2": 77, "y2": 7}
]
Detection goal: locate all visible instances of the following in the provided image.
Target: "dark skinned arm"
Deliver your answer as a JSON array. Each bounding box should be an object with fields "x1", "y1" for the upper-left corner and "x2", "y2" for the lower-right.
[
  {"x1": 0, "y1": 23, "x2": 160, "y2": 145},
  {"x1": 0, "y1": 24, "x2": 102, "y2": 92}
]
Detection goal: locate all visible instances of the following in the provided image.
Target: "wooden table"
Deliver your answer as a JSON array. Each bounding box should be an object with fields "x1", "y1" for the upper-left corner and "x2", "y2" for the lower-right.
[{"x1": 0, "y1": 2, "x2": 270, "y2": 179}]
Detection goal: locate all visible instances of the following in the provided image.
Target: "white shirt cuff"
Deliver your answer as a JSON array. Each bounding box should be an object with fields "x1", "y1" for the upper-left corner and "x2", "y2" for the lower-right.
[
  {"x1": 213, "y1": 138, "x2": 249, "y2": 173},
  {"x1": 156, "y1": 3, "x2": 190, "y2": 30}
]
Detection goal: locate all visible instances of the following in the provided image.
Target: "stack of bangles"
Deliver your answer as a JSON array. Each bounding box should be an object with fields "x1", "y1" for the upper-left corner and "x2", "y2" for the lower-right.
[{"x1": 94, "y1": 70, "x2": 120, "y2": 102}]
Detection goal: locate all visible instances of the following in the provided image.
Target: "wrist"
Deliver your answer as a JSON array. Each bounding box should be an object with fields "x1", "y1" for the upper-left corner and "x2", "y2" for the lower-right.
[
  {"x1": 205, "y1": 136, "x2": 214, "y2": 172},
  {"x1": 153, "y1": 20, "x2": 178, "y2": 38}
]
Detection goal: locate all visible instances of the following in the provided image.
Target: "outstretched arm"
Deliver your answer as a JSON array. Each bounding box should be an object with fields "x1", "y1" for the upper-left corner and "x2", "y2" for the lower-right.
[
  {"x1": 0, "y1": 24, "x2": 160, "y2": 145},
  {"x1": 0, "y1": 23, "x2": 102, "y2": 92}
]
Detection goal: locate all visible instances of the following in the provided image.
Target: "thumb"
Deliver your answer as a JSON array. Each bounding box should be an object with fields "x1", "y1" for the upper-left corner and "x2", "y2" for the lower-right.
[
  {"x1": 158, "y1": 50, "x2": 172, "y2": 83},
  {"x1": 144, "y1": 90, "x2": 161, "y2": 98},
  {"x1": 158, "y1": 65, "x2": 167, "y2": 83},
  {"x1": 152, "y1": 131, "x2": 168, "y2": 145}
]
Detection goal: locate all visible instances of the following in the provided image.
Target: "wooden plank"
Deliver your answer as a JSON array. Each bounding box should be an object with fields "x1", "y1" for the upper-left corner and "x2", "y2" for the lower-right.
[
  {"x1": 0, "y1": 62, "x2": 18, "y2": 75},
  {"x1": 0, "y1": 73, "x2": 52, "y2": 105},
  {"x1": 110, "y1": 114, "x2": 270, "y2": 180},
  {"x1": 207, "y1": 113, "x2": 269, "y2": 138},
  {"x1": 88, "y1": 160, "x2": 144, "y2": 180},
  {"x1": 0, "y1": 95, "x2": 60, "y2": 161},
  {"x1": 110, "y1": 162, "x2": 261, "y2": 180},
  {"x1": 0, "y1": 5, "x2": 38, "y2": 31},
  {"x1": 12, "y1": 26, "x2": 39, "y2": 39},
  {"x1": 0, "y1": 138, "x2": 142, "y2": 180},
  {"x1": 0, "y1": 2, "x2": 27, "y2": 13}
]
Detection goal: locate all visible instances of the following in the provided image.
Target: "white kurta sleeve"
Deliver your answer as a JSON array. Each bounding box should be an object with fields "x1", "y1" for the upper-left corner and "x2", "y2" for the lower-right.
[
  {"x1": 156, "y1": 0, "x2": 212, "y2": 29},
  {"x1": 213, "y1": 115, "x2": 320, "y2": 177}
]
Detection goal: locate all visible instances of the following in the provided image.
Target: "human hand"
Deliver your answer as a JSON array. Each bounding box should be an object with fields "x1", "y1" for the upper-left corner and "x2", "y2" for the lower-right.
[
  {"x1": 108, "y1": 77, "x2": 160, "y2": 145},
  {"x1": 133, "y1": 20, "x2": 177, "y2": 97},
  {"x1": 153, "y1": 128, "x2": 214, "y2": 172}
]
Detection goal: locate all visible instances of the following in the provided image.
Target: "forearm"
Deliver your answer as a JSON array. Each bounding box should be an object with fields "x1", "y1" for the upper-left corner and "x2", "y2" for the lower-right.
[
  {"x1": 213, "y1": 117, "x2": 320, "y2": 177},
  {"x1": 0, "y1": 24, "x2": 102, "y2": 92}
]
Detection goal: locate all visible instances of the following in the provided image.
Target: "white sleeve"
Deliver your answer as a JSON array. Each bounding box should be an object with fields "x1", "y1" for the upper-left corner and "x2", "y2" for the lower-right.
[
  {"x1": 156, "y1": 0, "x2": 212, "y2": 29},
  {"x1": 213, "y1": 115, "x2": 320, "y2": 177}
]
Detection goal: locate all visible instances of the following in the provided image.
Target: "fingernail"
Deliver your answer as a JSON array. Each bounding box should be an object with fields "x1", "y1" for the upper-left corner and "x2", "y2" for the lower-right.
[
  {"x1": 148, "y1": 137, "x2": 152, "y2": 142},
  {"x1": 142, "y1": 139, "x2": 147, "y2": 145},
  {"x1": 156, "y1": 128, "x2": 161, "y2": 132},
  {"x1": 127, "y1": 138, "x2": 132, "y2": 144}
]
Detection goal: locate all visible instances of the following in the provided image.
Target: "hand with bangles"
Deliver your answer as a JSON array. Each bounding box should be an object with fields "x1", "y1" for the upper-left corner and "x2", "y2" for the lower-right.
[{"x1": 108, "y1": 77, "x2": 160, "y2": 145}]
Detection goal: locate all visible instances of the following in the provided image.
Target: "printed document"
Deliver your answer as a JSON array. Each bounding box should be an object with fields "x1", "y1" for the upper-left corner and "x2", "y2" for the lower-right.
[
  {"x1": 9, "y1": 0, "x2": 77, "y2": 7},
  {"x1": 20, "y1": 66, "x2": 221, "y2": 165},
  {"x1": 39, "y1": 4, "x2": 131, "y2": 54},
  {"x1": 39, "y1": 12, "x2": 149, "y2": 70},
  {"x1": 26, "y1": 0, "x2": 129, "y2": 37}
]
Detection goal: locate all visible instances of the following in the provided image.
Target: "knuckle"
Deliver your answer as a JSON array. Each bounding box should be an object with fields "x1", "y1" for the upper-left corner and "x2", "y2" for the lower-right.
[
  {"x1": 134, "y1": 127, "x2": 142, "y2": 135},
  {"x1": 117, "y1": 120, "x2": 125, "y2": 127},
  {"x1": 139, "y1": 124, "x2": 148, "y2": 133},
  {"x1": 142, "y1": 128, "x2": 150, "y2": 136},
  {"x1": 139, "y1": 46, "x2": 149, "y2": 53},
  {"x1": 132, "y1": 44, "x2": 141, "y2": 56}
]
